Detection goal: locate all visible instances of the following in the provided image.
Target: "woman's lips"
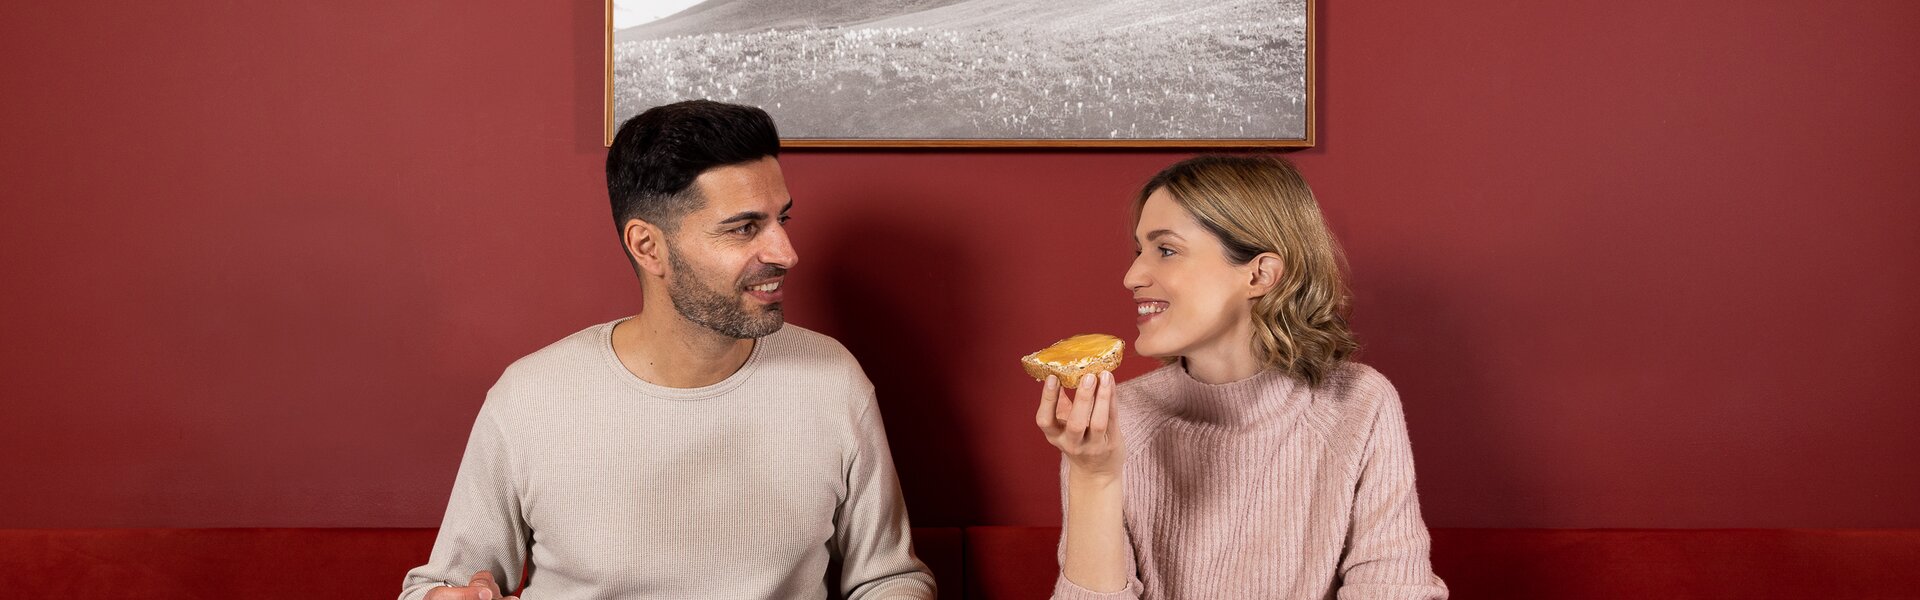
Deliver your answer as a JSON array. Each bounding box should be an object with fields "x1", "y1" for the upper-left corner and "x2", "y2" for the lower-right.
[{"x1": 1135, "y1": 300, "x2": 1168, "y2": 324}]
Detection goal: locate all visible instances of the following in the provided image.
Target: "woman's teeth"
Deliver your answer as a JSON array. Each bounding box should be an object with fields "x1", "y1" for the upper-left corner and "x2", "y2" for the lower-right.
[{"x1": 1137, "y1": 303, "x2": 1167, "y2": 315}]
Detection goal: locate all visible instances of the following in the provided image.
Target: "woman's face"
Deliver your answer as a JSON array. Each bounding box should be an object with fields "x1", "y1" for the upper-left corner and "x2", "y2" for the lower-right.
[{"x1": 1124, "y1": 189, "x2": 1257, "y2": 360}]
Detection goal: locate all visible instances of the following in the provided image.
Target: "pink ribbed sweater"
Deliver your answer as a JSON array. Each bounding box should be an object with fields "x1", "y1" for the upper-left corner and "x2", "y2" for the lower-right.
[{"x1": 1053, "y1": 362, "x2": 1448, "y2": 600}]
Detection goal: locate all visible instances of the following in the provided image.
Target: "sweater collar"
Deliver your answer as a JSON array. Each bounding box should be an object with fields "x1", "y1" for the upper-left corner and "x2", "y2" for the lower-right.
[{"x1": 1161, "y1": 361, "x2": 1303, "y2": 427}]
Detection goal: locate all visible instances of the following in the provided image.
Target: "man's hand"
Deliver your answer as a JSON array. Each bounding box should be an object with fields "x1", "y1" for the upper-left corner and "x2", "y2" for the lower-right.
[
  {"x1": 424, "y1": 570, "x2": 518, "y2": 600},
  {"x1": 1037, "y1": 371, "x2": 1124, "y2": 483}
]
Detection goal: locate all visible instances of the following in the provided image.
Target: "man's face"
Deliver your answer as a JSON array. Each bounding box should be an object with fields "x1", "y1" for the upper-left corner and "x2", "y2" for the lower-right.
[{"x1": 664, "y1": 156, "x2": 798, "y2": 339}]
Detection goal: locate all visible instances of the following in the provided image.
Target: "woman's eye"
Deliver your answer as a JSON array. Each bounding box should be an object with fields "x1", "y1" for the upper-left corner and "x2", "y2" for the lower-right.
[{"x1": 1158, "y1": 246, "x2": 1176, "y2": 257}]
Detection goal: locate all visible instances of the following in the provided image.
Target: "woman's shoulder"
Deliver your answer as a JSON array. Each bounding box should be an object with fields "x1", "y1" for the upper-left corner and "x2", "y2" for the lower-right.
[
  {"x1": 1303, "y1": 361, "x2": 1404, "y2": 437},
  {"x1": 1116, "y1": 362, "x2": 1185, "y2": 405},
  {"x1": 1111, "y1": 363, "x2": 1184, "y2": 439},
  {"x1": 1315, "y1": 361, "x2": 1398, "y2": 402}
]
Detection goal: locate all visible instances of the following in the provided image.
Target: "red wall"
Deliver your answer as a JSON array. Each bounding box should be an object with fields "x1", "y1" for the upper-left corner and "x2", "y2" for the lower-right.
[{"x1": 2, "y1": 0, "x2": 1916, "y2": 529}]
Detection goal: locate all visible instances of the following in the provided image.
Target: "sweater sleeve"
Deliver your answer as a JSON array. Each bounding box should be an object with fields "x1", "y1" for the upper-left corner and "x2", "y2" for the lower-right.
[
  {"x1": 1051, "y1": 458, "x2": 1145, "y2": 600},
  {"x1": 833, "y1": 379, "x2": 938, "y2": 600},
  {"x1": 398, "y1": 398, "x2": 531, "y2": 600},
  {"x1": 1335, "y1": 380, "x2": 1448, "y2": 600}
]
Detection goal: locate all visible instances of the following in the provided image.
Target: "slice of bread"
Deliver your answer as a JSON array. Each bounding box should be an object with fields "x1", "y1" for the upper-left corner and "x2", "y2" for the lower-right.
[{"x1": 1021, "y1": 334, "x2": 1125, "y2": 389}]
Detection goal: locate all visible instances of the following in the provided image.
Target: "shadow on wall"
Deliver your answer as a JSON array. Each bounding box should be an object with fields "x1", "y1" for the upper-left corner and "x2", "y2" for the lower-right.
[
  {"x1": 813, "y1": 210, "x2": 986, "y2": 528},
  {"x1": 1356, "y1": 261, "x2": 1542, "y2": 529}
]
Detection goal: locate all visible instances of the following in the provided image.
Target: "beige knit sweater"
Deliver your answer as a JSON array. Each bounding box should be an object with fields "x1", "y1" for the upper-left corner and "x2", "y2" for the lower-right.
[
  {"x1": 400, "y1": 320, "x2": 935, "y2": 599},
  {"x1": 1053, "y1": 362, "x2": 1447, "y2": 600}
]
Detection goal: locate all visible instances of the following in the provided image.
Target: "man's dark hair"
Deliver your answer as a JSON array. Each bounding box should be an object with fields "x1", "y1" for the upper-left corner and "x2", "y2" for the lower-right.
[{"x1": 606, "y1": 100, "x2": 780, "y2": 234}]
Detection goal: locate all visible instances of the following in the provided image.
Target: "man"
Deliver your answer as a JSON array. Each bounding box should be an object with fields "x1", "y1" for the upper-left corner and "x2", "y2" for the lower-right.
[{"x1": 400, "y1": 100, "x2": 936, "y2": 599}]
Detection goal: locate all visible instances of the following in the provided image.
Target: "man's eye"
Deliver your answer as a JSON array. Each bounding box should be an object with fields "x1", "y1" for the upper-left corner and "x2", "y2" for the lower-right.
[
  {"x1": 733, "y1": 223, "x2": 758, "y2": 235},
  {"x1": 777, "y1": 214, "x2": 791, "y2": 225}
]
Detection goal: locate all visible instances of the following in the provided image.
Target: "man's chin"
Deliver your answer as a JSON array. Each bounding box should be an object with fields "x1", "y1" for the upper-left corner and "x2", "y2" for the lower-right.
[
  {"x1": 758, "y1": 311, "x2": 786, "y2": 333},
  {"x1": 731, "y1": 307, "x2": 785, "y2": 339},
  {"x1": 737, "y1": 299, "x2": 781, "y2": 315}
]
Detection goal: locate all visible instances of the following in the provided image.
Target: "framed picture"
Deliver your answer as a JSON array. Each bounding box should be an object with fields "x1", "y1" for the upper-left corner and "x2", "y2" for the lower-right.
[{"x1": 604, "y1": 0, "x2": 1314, "y2": 147}]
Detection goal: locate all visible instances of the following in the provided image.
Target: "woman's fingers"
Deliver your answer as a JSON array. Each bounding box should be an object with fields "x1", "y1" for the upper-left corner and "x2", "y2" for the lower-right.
[
  {"x1": 1056, "y1": 375, "x2": 1082, "y2": 423},
  {"x1": 469, "y1": 571, "x2": 502, "y2": 596},
  {"x1": 1065, "y1": 374, "x2": 1098, "y2": 434},
  {"x1": 1041, "y1": 372, "x2": 1122, "y2": 459},
  {"x1": 1036, "y1": 375, "x2": 1061, "y2": 431},
  {"x1": 1089, "y1": 371, "x2": 1114, "y2": 437}
]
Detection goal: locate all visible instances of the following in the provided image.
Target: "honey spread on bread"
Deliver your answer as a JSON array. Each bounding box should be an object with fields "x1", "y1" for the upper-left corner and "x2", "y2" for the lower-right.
[{"x1": 1020, "y1": 334, "x2": 1125, "y2": 389}]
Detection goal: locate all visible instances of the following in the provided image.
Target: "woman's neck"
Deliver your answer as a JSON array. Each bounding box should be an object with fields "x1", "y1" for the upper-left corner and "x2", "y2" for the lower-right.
[{"x1": 1179, "y1": 325, "x2": 1266, "y2": 384}]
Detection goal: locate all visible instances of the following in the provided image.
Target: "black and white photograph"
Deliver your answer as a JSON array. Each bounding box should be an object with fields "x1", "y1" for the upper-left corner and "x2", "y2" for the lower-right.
[{"x1": 606, "y1": 0, "x2": 1313, "y2": 146}]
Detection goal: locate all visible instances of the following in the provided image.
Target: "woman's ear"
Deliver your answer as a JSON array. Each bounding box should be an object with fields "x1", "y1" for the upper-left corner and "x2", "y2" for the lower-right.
[
  {"x1": 624, "y1": 219, "x2": 669, "y2": 279},
  {"x1": 1248, "y1": 252, "x2": 1284, "y2": 298}
]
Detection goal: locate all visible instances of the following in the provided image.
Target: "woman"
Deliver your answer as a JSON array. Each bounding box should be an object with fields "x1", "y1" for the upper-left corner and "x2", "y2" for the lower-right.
[{"x1": 1037, "y1": 156, "x2": 1447, "y2": 599}]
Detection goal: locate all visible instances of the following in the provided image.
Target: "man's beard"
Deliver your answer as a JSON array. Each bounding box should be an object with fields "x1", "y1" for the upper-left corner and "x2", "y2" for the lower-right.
[{"x1": 666, "y1": 247, "x2": 786, "y2": 340}]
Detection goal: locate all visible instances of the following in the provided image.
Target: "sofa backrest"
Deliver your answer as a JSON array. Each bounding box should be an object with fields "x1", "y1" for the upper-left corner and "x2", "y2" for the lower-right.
[
  {"x1": 8, "y1": 527, "x2": 1918, "y2": 599},
  {"x1": 964, "y1": 526, "x2": 1920, "y2": 599},
  {"x1": 0, "y1": 527, "x2": 962, "y2": 599}
]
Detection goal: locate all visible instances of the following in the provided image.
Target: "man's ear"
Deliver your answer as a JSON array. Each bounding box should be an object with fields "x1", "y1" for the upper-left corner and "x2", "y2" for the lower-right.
[
  {"x1": 623, "y1": 218, "x2": 669, "y2": 279},
  {"x1": 1248, "y1": 252, "x2": 1284, "y2": 298}
]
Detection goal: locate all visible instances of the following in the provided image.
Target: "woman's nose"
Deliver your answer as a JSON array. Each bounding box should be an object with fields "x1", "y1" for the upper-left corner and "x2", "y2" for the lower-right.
[{"x1": 1123, "y1": 255, "x2": 1149, "y2": 291}]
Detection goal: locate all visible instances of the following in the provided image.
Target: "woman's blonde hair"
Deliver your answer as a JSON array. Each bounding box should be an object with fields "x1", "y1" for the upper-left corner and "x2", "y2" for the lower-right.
[{"x1": 1134, "y1": 155, "x2": 1358, "y2": 386}]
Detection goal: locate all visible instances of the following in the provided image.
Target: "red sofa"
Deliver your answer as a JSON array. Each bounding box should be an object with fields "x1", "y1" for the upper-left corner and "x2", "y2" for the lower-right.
[
  {"x1": 965, "y1": 527, "x2": 1920, "y2": 599},
  {"x1": 6, "y1": 527, "x2": 1916, "y2": 599},
  {"x1": 0, "y1": 528, "x2": 961, "y2": 599}
]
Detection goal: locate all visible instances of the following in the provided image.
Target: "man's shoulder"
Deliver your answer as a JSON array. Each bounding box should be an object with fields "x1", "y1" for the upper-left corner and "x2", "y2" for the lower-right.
[
  {"x1": 495, "y1": 319, "x2": 619, "y2": 388},
  {"x1": 764, "y1": 322, "x2": 851, "y2": 355},
  {"x1": 760, "y1": 322, "x2": 862, "y2": 372},
  {"x1": 752, "y1": 324, "x2": 877, "y2": 422}
]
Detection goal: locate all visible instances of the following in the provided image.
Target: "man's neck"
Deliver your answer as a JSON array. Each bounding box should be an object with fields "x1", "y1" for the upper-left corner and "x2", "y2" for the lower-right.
[{"x1": 611, "y1": 305, "x2": 757, "y2": 389}]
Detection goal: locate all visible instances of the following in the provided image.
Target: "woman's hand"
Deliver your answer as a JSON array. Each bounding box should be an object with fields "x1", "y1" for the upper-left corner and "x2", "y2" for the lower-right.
[
  {"x1": 1038, "y1": 371, "x2": 1133, "y2": 593},
  {"x1": 1037, "y1": 371, "x2": 1123, "y2": 482},
  {"x1": 425, "y1": 571, "x2": 520, "y2": 600}
]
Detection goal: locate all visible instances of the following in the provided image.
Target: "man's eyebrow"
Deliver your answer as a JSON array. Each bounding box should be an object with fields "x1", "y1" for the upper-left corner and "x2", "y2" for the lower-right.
[{"x1": 718, "y1": 199, "x2": 794, "y2": 226}]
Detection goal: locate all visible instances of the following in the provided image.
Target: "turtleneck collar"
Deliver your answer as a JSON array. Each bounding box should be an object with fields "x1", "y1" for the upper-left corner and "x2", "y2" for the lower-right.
[{"x1": 1159, "y1": 361, "x2": 1304, "y2": 428}]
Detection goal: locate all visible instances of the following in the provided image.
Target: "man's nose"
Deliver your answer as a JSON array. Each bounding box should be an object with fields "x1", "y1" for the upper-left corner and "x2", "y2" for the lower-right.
[{"x1": 762, "y1": 225, "x2": 799, "y2": 270}]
